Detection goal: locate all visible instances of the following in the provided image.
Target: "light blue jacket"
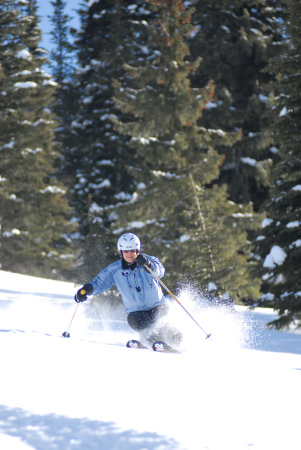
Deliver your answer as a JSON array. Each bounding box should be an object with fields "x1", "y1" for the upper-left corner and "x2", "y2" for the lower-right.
[{"x1": 89, "y1": 254, "x2": 168, "y2": 314}]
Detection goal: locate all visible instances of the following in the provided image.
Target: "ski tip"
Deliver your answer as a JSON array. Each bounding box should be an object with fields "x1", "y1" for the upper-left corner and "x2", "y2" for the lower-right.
[
  {"x1": 126, "y1": 339, "x2": 149, "y2": 349},
  {"x1": 152, "y1": 341, "x2": 181, "y2": 354}
]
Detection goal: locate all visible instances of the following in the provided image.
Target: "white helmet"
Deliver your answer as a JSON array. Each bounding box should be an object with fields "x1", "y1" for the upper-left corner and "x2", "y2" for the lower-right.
[{"x1": 117, "y1": 233, "x2": 140, "y2": 252}]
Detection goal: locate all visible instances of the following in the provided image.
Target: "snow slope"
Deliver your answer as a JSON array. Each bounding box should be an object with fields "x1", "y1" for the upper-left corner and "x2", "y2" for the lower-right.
[{"x1": 0, "y1": 270, "x2": 300, "y2": 450}]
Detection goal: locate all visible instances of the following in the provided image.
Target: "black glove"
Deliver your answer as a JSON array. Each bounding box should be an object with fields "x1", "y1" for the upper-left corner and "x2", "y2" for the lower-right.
[
  {"x1": 75, "y1": 284, "x2": 93, "y2": 303},
  {"x1": 136, "y1": 254, "x2": 154, "y2": 271}
]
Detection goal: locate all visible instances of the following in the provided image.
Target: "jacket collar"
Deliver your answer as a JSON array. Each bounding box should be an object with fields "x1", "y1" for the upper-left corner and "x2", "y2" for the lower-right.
[{"x1": 121, "y1": 258, "x2": 137, "y2": 271}]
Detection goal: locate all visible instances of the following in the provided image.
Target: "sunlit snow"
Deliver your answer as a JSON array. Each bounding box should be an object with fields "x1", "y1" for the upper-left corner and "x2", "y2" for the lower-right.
[
  {"x1": 263, "y1": 245, "x2": 287, "y2": 268},
  {"x1": 14, "y1": 82, "x2": 38, "y2": 89},
  {"x1": 16, "y1": 49, "x2": 32, "y2": 60},
  {"x1": 286, "y1": 221, "x2": 300, "y2": 228},
  {"x1": 0, "y1": 270, "x2": 300, "y2": 450},
  {"x1": 241, "y1": 156, "x2": 257, "y2": 166},
  {"x1": 261, "y1": 218, "x2": 273, "y2": 228}
]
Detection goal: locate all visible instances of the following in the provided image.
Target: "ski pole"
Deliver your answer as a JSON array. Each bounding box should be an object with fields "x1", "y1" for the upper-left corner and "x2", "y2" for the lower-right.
[
  {"x1": 146, "y1": 266, "x2": 212, "y2": 340},
  {"x1": 62, "y1": 303, "x2": 80, "y2": 338}
]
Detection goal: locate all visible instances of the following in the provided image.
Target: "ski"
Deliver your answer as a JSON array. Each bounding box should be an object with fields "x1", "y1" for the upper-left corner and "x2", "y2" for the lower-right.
[
  {"x1": 152, "y1": 341, "x2": 181, "y2": 354},
  {"x1": 126, "y1": 339, "x2": 150, "y2": 349},
  {"x1": 126, "y1": 339, "x2": 181, "y2": 353}
]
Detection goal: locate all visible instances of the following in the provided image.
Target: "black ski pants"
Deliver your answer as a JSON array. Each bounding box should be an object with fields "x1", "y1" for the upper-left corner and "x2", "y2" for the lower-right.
[{"x1": 127, "y1": 304, "x2": 169, "y2": 331}]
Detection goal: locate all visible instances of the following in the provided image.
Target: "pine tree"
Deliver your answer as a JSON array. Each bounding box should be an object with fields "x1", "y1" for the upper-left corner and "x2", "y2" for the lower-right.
[
  {"x1": 0, "y1": 0, "x2": 77, "y2": 279},
  {"x1": 254, "y1": 0, "x2": 301, "y2": 329},
  {"x1": 65, "y1": 0, "x2": 159, "y2": 278},
  {"x1": 47, "y1": 0, "x2": 78, "y2": 226},
  {"x1": 48, "y1": 0, "x2": 74, "y2": 83},
  {"x1": 71, "y1": 0, "x2": 158, "y2": 212},
  {"x1": 109, "y1": 0, "x2": 261, "y2": 300},
  {"x1": 189, "y1": 0, "x2": 285, "y2": 211}
]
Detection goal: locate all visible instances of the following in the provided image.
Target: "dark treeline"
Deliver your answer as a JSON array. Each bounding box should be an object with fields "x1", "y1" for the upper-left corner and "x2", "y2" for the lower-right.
[{"x1": 0, "y1": 0, "x2": 300, "y2": 330}]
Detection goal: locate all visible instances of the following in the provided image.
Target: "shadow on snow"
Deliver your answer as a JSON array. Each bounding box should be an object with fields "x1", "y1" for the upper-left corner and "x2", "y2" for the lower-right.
[{"x1": 0, "y1": 405, "x2": 181, "y2": 450}]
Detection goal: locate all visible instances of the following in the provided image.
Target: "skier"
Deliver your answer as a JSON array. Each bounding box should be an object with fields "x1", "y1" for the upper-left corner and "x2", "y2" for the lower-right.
[{"x1": 74, "y1": 232, "x2": 182, "y2": 346}]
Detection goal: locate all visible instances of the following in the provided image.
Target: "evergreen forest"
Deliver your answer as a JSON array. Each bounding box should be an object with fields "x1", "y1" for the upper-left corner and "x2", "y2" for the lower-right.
[{"x1": 0, "y1": 0, "x2": 300, "y2": 330}]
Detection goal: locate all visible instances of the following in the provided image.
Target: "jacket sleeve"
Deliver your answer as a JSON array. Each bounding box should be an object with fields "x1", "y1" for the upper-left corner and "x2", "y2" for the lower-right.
[
  {"x1": 146, "y1": 255, "x2": 165, "y2": 278},
  {"x1": 89, "y1": 263, "x2": 117, "y2": 296}
]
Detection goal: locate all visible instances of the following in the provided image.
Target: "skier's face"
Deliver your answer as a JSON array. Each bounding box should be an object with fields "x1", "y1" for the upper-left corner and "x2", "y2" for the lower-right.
[{"x1": 123, "y1": 250, "x2": 138, "y2": 264}]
